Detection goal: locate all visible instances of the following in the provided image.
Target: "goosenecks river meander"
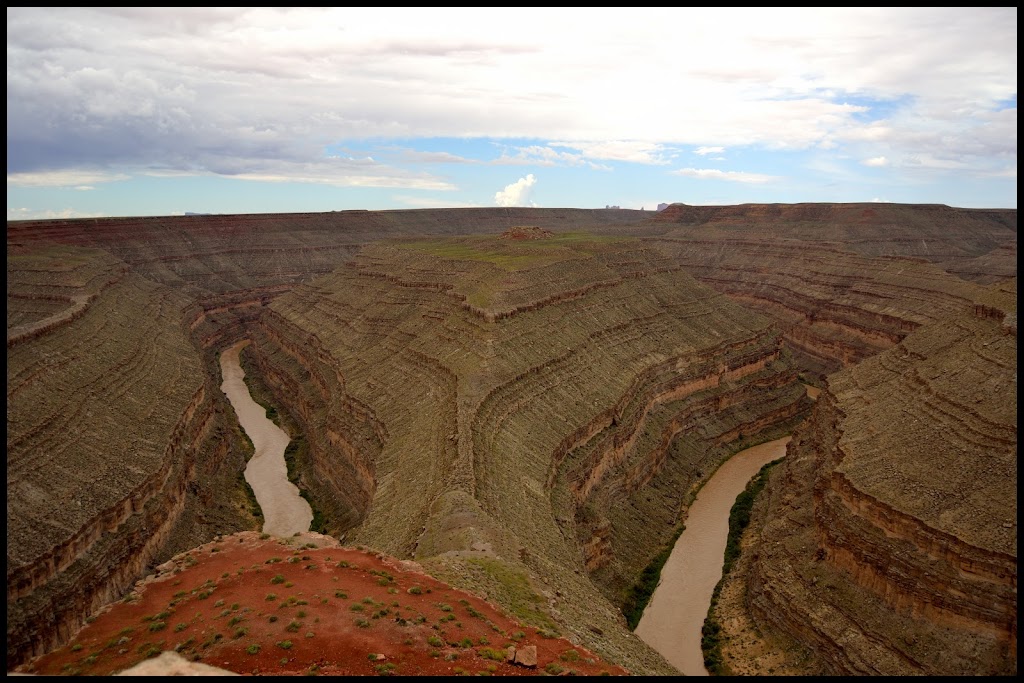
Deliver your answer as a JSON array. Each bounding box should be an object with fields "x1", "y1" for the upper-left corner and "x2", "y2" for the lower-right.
[
  {"x1": 221, "y1": 337, "x2": 789, "y2": 672},
  {"x1": 219, "y1": 340, "x2": 312, "y2": 537},
  {"x1": 635, "y1": 436, "x2": 791, "y2": 676}
]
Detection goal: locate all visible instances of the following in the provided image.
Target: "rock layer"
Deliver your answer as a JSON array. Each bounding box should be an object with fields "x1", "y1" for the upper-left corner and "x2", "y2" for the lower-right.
[
  {"x1": 6, "y1": 203, "x2": 1017, "y2": 675},
  {"x1": 6, "y1": 245, "x2": 255, "y2": 664},
  {"x1": 239, "y1": 236, "x2": 810, "y2": 672},
  {"x1": 746, "y1": 279, "x2": 1017, "y2": 675}
]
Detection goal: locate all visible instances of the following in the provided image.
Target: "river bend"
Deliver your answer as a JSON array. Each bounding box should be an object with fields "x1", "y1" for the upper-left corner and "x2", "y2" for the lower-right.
[
  {"x1": 219, "y1": 340, "x2": 312, "y2": 537},
  {"x1": 635, "y1": 437, "x2": 790, "y2": 675}
]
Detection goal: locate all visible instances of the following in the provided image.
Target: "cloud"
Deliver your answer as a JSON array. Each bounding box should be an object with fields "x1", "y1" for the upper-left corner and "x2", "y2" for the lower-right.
[
  {"x1": 671, "y1": 168, "x2": 779, "y2": 184},
  {"x1": 549, "y1": 141, "x2": 672, "y2": 165},
  {"x1": 7, "y1": 159, "x2": 456, "y2": 192},
  {"x1": 494, "y1": 174, "x2": 537, "y2": 206},
  {"x1": 4, "y1": 7, "x2": 1016, "y2": 205},
  {"x1": 400, "y1": 150, "x2": 478, "y2": 164},
  {"x1": 495, "y1": 146, "x2": 588, "y2": 167},
  {"x1": 862, "y1": 156, "x2": 889, "y2": 167},
  {"x1": 228, "y1": 158, "x2": 457, "y2": 189},
  {"x1": 6, "y1": 207, "x2": 107, "y2": 220},
  {"x1": 7, "y1": 170, "x2": 131, "y2": 187}
]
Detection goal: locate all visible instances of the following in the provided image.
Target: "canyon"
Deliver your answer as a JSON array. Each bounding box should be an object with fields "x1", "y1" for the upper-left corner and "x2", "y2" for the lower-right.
[{"x1": 6, "y1": 203, "x2": 1016, "y2": 675}]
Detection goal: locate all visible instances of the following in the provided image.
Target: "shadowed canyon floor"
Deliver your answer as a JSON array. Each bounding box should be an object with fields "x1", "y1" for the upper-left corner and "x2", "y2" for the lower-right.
[{"x1": 7, "y1": 204, "x2": 1016, "y2": 675}]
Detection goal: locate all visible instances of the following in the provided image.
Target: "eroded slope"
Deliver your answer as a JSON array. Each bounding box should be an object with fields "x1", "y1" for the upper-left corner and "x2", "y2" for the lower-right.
[
  {"x1": 6, "y1": 244, "x2": 256, "y2": 665},
  {"x1": 6, "y1": 203, "x2": 1016, "y2": 675},
  {"x1": 654, "y1": 238, "x2": 1002, "y2": 378},
  {"x1": 745, "y1": 279, "x2": 1017, "y2": 675},
  {"x1": 242, "y1": 233, "x2": 810, "y2": 673}
]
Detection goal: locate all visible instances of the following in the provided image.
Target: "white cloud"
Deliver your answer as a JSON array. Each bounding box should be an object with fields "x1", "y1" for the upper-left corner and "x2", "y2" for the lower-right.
[
  {"x1": 6, "y1": 207, "x2": 107, "y2": 220},
  {"x1": 495, "y1": 174, "x2": 537, "y2": 206},
  {"x1": 862, "y1": 156, "x2": 889, "y2": 167},
  {"x1": 549, "y1": 141, "x2": 672, "y2": 165},
  {"x1": 400, "y1": 150, "x2": 478, "y2": 164},
  {"x1": 4, "y1": 7, "x2": 1016, "y2": 205},
  {"x1": 194, "y1": 158, "x2": 458, "y2": 190},
  {"x1": 7, "y1": 170, "x2": 130, "y2": 187},
  {"x1": 495, "y1": 146, "x2": 587, "y2": 167},
  {"x1": 671, "y1": 168, "x2": 779, "y2": 184}
]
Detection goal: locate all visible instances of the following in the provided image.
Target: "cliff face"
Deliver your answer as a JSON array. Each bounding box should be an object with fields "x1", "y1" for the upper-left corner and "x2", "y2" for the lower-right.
[
  {"x1": 643, "y1": 202, "x2": 1016, "y2": 377},
  {"x1": 653, "y1": 238, "x2": 1004, "y2": 378},
  {"x1": 6, "y1": 245, "x2": 256, "y2": 665},
  {"x1": 238, "y1": 236, "x2": 810, "y2": 673},
  {"x1": 746, "y1": 279, "x2": 1017, "y2": 675},
  {"x1": 6, "y1": 203, "x2": 1017, "y2": 675},
  {"x1": 650, "y1": 202, "x2": 1016, "y2": 268}
]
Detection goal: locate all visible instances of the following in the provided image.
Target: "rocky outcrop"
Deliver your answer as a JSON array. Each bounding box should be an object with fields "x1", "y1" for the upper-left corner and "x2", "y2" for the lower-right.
[
  {"x1": 18, "y1": 532, "x2": 628, "y2": 677},
  {"x1": 746, "y1": 279, "x2": 1017, "y2": 675}
]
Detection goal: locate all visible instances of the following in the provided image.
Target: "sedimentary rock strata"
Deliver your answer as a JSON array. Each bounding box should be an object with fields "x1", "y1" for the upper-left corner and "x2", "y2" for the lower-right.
[
  {"x1": 644, "y1": 203, "x2": 1016, "y2": 377},
  {"x1": 650, "y1": 202, "x2": 1016, "y2": 266},
  {"x1": 746, "y1": 279, "x2": 1017, "y2": 675},
  {"x1": 6, "y1": 203, "x2": 1017, "y2": 675},
  {"x1": 239, "y1": 236, "x2": 809, "y2": 672},
  {"x1": 6, "y1": 244, "x2": 256, "y2": 664},
  {"x1": 654, "y1": 239, "x2": 1001, "y2": 378}
]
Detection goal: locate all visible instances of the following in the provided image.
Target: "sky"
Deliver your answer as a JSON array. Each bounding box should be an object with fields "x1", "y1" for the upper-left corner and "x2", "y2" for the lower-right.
[{"x1": 6, "y1": 7, "x2": 1018, "y2": 220}]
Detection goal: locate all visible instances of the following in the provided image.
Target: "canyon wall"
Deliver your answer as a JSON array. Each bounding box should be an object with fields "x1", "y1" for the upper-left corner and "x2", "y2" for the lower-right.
[
  {"x1": 746, "y1": 278, "x2": 1016, "y2": 675},
  {"x1": 651, "y1": 235, "x2": 1008, "y2": 378},
  {"x1": 7, "y1": 203, "x2": 1016, "y2": 674},
  {"x1": 235, "y1": 236, "x2": 810, "y2": 673},
  {"x1": 640, "y1": 202, "x2": 1016, "y2": 377},
  {"x1": 6, "y1": 245, "x2": 257, "y2": 665}
]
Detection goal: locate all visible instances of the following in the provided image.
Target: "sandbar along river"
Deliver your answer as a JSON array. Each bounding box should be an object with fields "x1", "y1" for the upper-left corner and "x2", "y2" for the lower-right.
[
  {"x1": 635, "y1": 436, "x2": 791, "y2": 676},
  {"x1": 219, "y1": 340, "x2": 312, "y2": 537}
]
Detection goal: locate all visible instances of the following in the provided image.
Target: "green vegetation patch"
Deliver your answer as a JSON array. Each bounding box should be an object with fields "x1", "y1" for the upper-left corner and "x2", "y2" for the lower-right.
[
  {"x1": 394, "y1": 232, "x2": 624, "y2": 271},
  {"x1": 702, "y1": 458, "x2": 782, "y2": 675},
  {"x1": 463, "y1": 558, "x2": 559, "y2": 634},
  {"x1": 622, "y1": 522, "x2": 686, "y2": 631}
]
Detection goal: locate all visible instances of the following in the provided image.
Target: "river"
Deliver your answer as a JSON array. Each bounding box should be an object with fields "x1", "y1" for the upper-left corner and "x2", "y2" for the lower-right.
[
  {"x1": 634, "y1": 436, "x2": 791, "y2": 676},
  {"x1": 219, "y1": 340, "x2": 312, "y2": 537}
]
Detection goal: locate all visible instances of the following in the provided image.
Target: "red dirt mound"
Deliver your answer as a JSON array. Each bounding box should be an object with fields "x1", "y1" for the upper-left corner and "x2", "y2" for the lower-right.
[{"x1": 18, "y1": 532, "x2": 628, "y2": 677}]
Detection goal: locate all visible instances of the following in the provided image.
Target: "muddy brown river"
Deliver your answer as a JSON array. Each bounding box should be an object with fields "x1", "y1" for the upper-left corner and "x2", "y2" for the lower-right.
[
  {"x1": 634, "y1": 436, "x2": 791, "y2": 676},
  {"x1": 219, "y1": 340, "x2": 312, "y2": 537}
]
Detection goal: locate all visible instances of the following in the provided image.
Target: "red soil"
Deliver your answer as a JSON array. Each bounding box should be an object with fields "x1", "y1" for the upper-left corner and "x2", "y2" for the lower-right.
[{"x1": 18, "y1": 532, "x2": 628, "y2": 677}]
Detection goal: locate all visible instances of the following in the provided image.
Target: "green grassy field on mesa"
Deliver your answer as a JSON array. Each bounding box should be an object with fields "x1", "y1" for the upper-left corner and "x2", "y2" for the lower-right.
[{"x1": 393, "y1": 231, "x2": 625, "y2": 271}]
